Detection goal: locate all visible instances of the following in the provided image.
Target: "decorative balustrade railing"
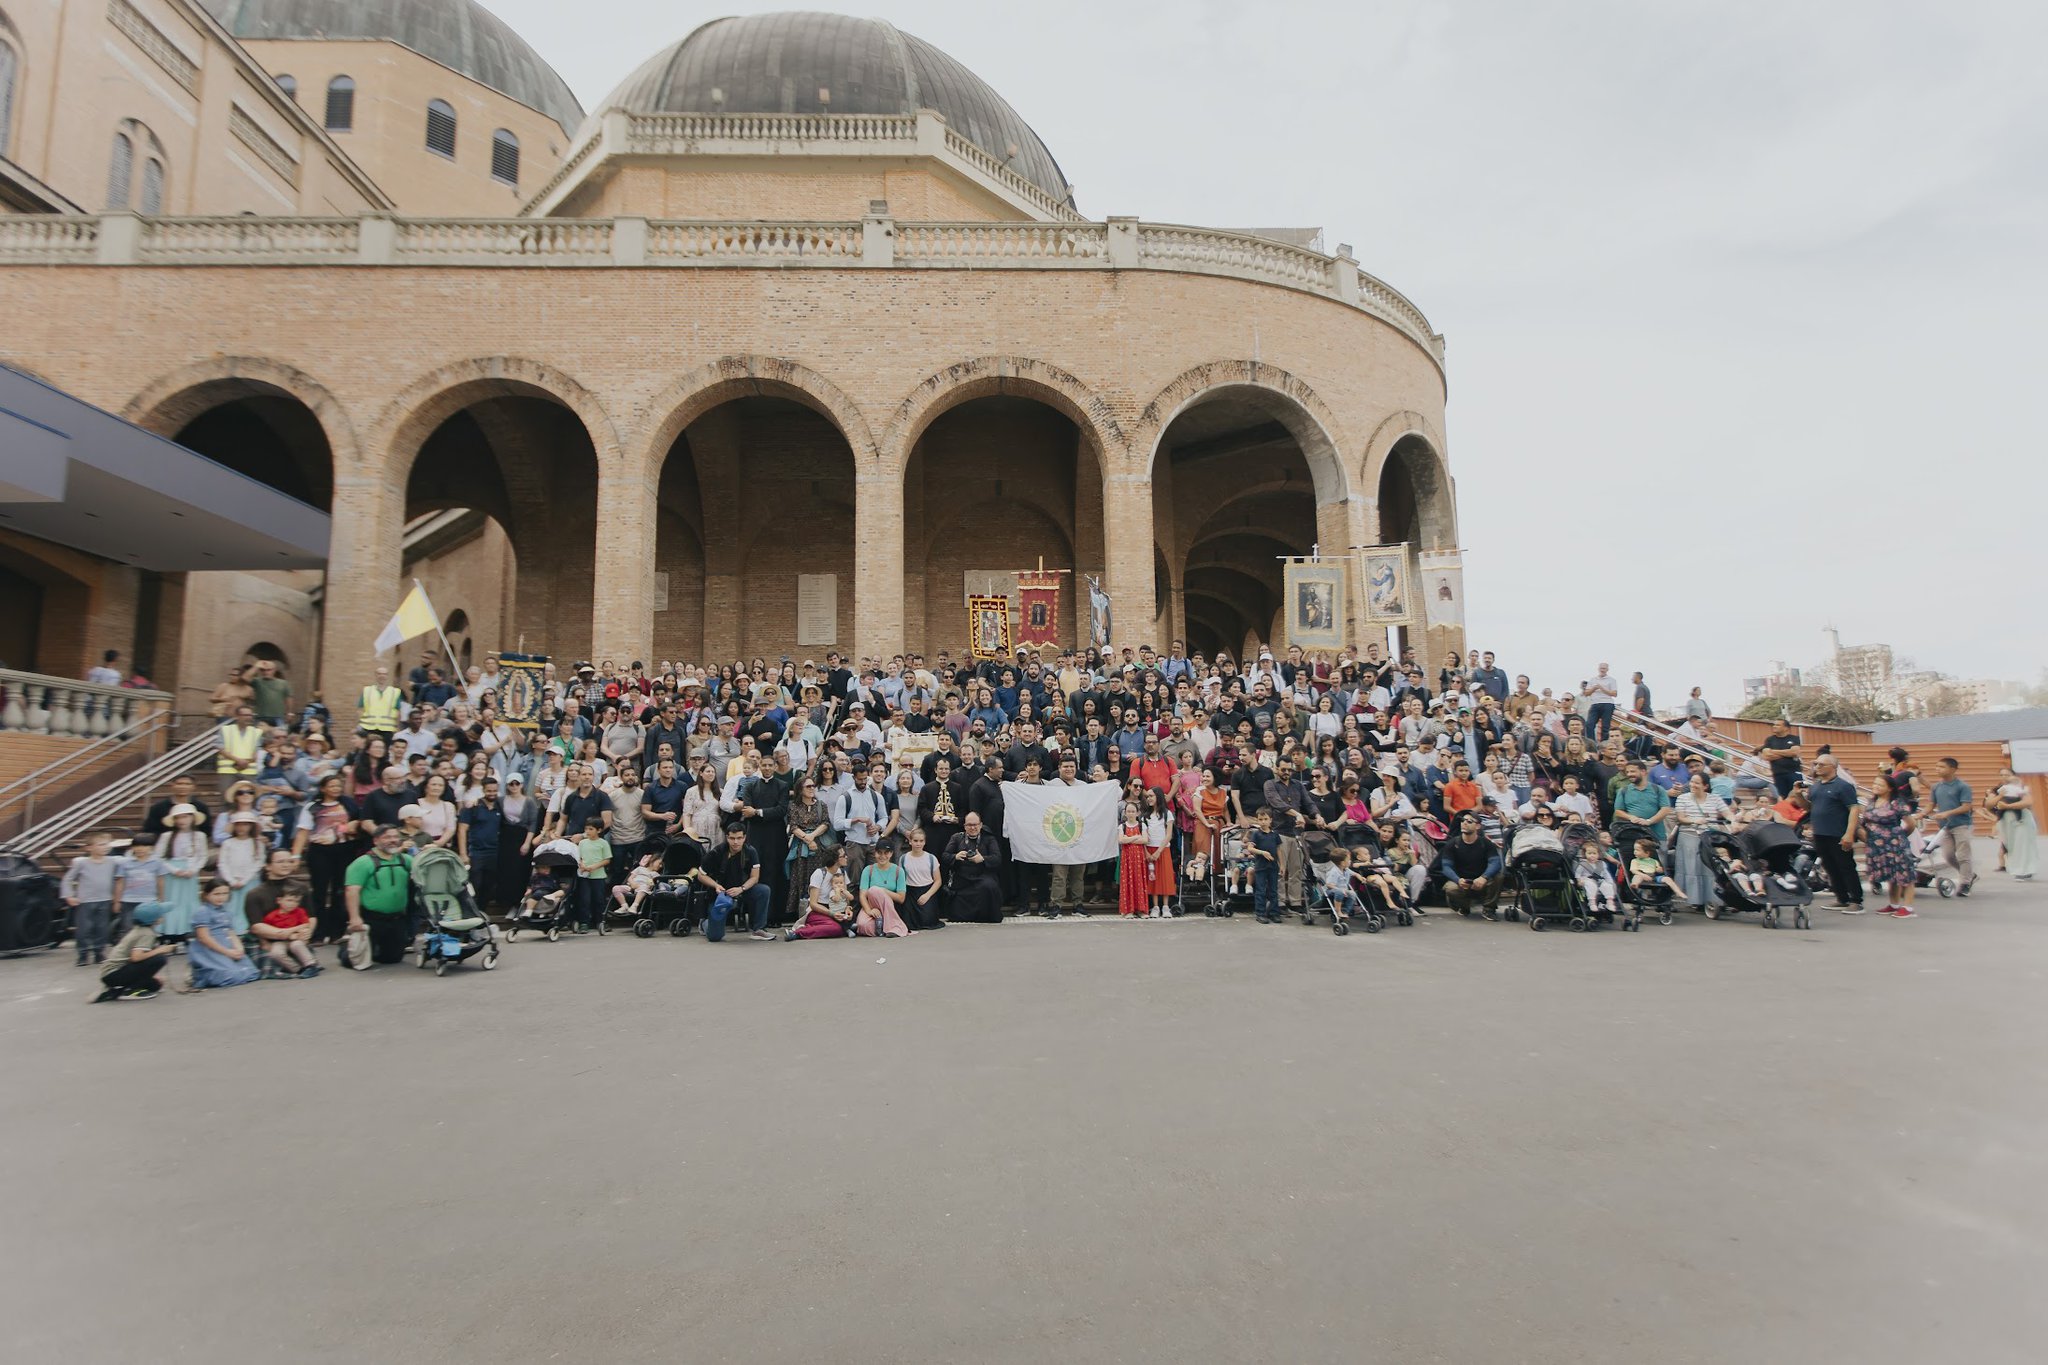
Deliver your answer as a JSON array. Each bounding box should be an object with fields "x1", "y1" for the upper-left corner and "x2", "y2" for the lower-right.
[
  {"x1": 0, "y1": 673, "x2": 169, "y2": 740},
  {"x1": 0, "y1": 215, "x2": 1443, "y2": 364}
]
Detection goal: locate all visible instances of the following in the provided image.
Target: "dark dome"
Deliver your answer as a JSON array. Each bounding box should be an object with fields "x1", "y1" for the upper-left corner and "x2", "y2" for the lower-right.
[
  {"x1": 202, "y1": 0, "x2": 583, "y2": 133},
  {"x1": 596, "y1": 12, "x2": 1073, "y2": 207}
]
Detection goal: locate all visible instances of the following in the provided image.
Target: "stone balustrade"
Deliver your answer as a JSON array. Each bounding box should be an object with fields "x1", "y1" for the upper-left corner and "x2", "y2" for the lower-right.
[
  {"x1": 629, "y1": 112, "x2": 920, "y2": 146},
  {"x1": 0, "y1": 214, "x2": 1444, "y2": 365},
  {"x1": 0, "y1": 672, "x2": 171, "y2": 741}
]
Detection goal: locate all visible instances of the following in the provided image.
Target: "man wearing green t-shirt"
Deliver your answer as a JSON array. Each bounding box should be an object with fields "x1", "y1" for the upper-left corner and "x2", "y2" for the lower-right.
[{"x1": 343, "y1": 824, "x2": 415, "y2": 966}]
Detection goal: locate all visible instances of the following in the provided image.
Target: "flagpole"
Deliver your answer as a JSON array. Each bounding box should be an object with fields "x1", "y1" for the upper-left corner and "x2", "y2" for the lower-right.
[{"x1": 418, "y1": 578, "x2": 464, "y2": 682}]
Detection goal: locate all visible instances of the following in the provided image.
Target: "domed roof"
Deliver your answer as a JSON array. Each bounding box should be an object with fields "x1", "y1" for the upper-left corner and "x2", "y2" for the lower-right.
[
  {"x1": 202, "y1": 0, "x2": 584, "y2": 133},
  {"x1": 595, "y1": 12, "x2": 1073, "y2": 207}
]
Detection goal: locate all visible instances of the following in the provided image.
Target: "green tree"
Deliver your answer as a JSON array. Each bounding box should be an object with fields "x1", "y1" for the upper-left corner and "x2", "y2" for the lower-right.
[{"x1": 1738, "y1": 687, "x2": 1892, "y2": 726}]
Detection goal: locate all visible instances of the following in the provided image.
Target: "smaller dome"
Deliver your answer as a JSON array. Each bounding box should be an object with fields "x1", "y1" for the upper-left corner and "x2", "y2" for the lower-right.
[{"x1": 203, "y1": 0, "x2": 584, "y2": 134}]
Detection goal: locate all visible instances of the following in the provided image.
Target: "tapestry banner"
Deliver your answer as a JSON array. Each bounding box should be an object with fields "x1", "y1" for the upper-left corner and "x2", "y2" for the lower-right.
[
  {"x1": 968, "y1": 595, "x2": 1012, "y2": 659},
  {"x1": 1016, "y1": 570, "x2": 1062, "y2": 647},
  {"x1": 498, "y1": 652, "x2": 549, "y2": 730},
  {"x1": 1360, "y1": 546, "x2": 1413, "y2": 627},
  {"x1": 1282, "y1": 560, "x2": 1346, "y2": 651}
]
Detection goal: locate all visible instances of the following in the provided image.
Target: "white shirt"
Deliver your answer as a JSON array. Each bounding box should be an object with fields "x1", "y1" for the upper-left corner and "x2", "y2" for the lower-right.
[{"x1": 1587, "y1": 673, "x2": 1619, "y2": 702}]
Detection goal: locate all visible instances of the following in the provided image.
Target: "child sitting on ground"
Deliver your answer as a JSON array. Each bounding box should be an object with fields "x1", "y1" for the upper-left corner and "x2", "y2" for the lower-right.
[
  {"x1": 187, "y1": 880, "x2": 261, "y2": 989},
  {"x1": 1628, "y1": 838, "x2": 1687, "y2": 902},
  {"x1": 250, "y1": 882, "x2": 321, "y2": 979},
  {"x1": 611, "y1": 847, "x2": 663, "y2": 917},
  {"x1": 1575, "y1": 841, "x2": 1619, "y2": 916}
]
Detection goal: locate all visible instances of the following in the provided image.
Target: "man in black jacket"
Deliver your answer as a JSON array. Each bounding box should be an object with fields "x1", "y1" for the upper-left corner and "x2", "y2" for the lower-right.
[{"x1": 1440, "y1": 814, "x2": 1504, "y2": 919}]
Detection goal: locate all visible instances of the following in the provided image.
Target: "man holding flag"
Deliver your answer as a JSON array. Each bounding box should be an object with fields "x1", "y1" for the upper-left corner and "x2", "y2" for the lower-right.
[
  {"x1": 366, "y1": 582, "x2": 461, "y2": 734},
  {"x1": 1006, "y1": 757, "x2": 1118, "y2": 919}
]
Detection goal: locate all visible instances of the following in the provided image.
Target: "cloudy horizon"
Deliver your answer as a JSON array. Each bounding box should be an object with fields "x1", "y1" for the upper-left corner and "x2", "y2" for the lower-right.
[{"x1": 496, "y1": 0, "x2": 2046, "y2": 710}]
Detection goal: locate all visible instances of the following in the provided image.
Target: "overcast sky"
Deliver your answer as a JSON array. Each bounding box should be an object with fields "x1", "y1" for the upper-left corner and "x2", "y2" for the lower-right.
[{"x1": 496, "y1": 0, "x2": 2045, "y2": 708}]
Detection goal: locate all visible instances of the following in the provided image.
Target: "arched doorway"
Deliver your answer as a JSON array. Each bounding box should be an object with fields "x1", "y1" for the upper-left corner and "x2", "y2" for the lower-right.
[
  {"x1": 1153, "y1": 386, "x2": 1330, "y2": 658},
  {"x1": 901, "y1": 394, "x2": 1104, "y2": 654},
  {"x1": 652, "y1": 395, "x2": 856, "y2": 662},
  {"x1": 1376, "y1": 434, "x2": 1456, "y2": 657},
  {"x1": 158, "y1": 382, "x2": 335, "y2": 512}
]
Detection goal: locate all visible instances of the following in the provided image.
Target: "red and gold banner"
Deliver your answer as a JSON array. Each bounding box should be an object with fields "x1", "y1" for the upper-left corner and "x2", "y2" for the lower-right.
[
  {"x1": 968, "y1": 595, "x2": 1012, "y2": 660},
  {"x1": 1015, "y1": 570, "x2": 1061, "y2": 647}
]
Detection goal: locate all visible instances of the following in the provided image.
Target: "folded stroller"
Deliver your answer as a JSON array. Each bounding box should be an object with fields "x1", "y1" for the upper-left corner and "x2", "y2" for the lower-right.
[{"x1": 411, "y1": 845, "x2": 500, "y2": 974}]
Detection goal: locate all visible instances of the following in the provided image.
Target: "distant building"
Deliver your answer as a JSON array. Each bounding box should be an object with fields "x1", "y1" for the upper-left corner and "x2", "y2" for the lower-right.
[{"x1": 1772, "y1": 629, "x2": 2030, "y2": 718}]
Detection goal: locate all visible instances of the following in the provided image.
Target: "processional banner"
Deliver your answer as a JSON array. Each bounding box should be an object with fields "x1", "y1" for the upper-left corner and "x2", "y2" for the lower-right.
[
  {"x1": 1360, "y1": 546, "x2": 1412, "y2": 627},
  {"x1": 1282, "y1": 561, "x2": 1346, "y2": 651},
  {"x1": 1419, "y1": 549, "x2": 1465, "y2": 632},
  {"x1": 968, "y1": 595, "x2": 1012, "y2": 660},
  {"x1": 498, "y1": 653, "x2": 549, "y2": 730},
  {"x1": 1015, "y1": 570, "x2": 1062, "y2": 647},
  {"x1": 1003, "y1": 780, "x2": 1120, "y2": 864}
]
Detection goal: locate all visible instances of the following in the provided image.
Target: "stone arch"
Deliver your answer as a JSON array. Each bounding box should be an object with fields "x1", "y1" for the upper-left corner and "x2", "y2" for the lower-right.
[
  {"x1": 880, "y1": 356, "x2": 1127, "y2": 475},
  {"x1": 1365, "y1": 416, "x2": 1457, "y2": 550},
  {"x1": 1136, "y1": 360, "x2": 1350, "y2": 503},
  {"x1": 122, "y1": 356, "x2": 359, "y2": 504},
  {"x1": 632, "y1": 355, "x2": 877, "y2": 485},
  {"x1": 367, "y1": 356, "x2": 623, "y2": 485}
]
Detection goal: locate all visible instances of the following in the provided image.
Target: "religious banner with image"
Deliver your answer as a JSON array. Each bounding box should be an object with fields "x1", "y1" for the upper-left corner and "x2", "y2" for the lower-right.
[
  {"x1": 1282, "y1": 560, "x2": 1346, "y2": 651},
  {"x1": 1360, "y1": 546, "x2": 1412, "y2": 627},
  {"x1": 968, "y1": 594, "x2": 1012, "y2": 659},
  {"x1": 1085, "y1": 574, "x2": 1112, "y2": 651},
  {"x1": 498, "y1": 652, "x2": 548, "y2": 730},
  {"x1": 1015, "y1": 569, "x2": 1062, "y2": 646},
  {"x1": 1419, "y1": 549, "x2": 1465, "y2": 632}
]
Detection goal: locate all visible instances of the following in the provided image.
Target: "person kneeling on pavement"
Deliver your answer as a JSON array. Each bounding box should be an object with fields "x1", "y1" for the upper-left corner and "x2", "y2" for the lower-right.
[
  {"x1": 342, "y1": 824, "x2": 415, "y2": 967},
  {"x1": 691, "y1": 822, "x2": 774, "y2": 942},
  {"x1": 1440, "y1": 813, "x2": 1504, "y2": 918},
  {"x1": 92, "y1": 902, "x2": 174, "y2": 1002}
]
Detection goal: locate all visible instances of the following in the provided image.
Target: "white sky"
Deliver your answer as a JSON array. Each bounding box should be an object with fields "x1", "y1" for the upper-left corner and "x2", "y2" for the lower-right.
[{"x1": 495, "y1": 0, "x2": 2047, "y2": 708}]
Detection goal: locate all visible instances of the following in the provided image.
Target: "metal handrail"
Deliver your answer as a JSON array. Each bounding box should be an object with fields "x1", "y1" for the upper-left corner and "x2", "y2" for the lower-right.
[
  {"x1": 13, "y1": 727, "x2": 222, "y2": 862},
  {"x1": 0, "y1": 709, "x2": 173, "y2": 818}
]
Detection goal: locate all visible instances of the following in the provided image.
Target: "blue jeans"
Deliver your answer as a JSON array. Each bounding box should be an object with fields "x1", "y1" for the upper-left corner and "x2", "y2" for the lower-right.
[
  {"x1": 1253, "y1": 864, "x2": 1278, "y2": 919},
  {"x1": 704, "y1": 884, "x2": 771, "y2": 941},
  {"x1": 1588, "y1": 702, "x2": 1615, "y2": 741}
]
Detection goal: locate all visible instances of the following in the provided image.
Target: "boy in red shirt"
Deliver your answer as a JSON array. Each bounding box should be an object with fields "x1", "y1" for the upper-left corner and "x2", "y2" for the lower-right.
[
  {"x1": 1442, "y1": 758, "x2": 1483, "y2": 818},
  {"x1": 251, "y1": 883, "x2": 321, "y2": 979}
]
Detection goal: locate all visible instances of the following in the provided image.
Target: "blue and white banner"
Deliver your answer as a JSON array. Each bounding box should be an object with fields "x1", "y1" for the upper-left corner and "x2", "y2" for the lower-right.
[{"x1": 1002, "y1": 780, "x2": 1120, "y2": 865}]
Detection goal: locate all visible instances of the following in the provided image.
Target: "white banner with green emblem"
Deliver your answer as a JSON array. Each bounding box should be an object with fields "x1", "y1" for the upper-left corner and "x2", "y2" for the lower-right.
[{"x1": 1001, "y1": 780, "x2": 1121, "y2": 865}]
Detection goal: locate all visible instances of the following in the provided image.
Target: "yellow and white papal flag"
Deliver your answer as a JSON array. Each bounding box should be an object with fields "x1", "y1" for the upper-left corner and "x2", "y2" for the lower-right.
[{"x1": 373, "y1": 584, "x2": 441, "y2": 655}]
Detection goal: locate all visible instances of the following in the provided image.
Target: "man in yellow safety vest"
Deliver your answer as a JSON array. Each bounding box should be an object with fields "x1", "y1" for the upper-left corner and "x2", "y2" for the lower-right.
[
  {"x1": 358, "y1": 665, "x2": 403, "y2": 741},
  {"x1": 215, "y1": 704, "x2": 266, "y2": 799}
]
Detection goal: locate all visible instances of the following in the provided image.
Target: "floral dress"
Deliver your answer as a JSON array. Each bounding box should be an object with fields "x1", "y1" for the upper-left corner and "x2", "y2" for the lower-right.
[{"x1": 1861, "y1": 797, "x2": 1916, "y2": 886}]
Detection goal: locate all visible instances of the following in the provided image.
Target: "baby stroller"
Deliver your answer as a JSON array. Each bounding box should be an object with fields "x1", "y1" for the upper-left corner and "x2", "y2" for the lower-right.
[
  {"x1": 1302, "y1": 831, "x2": 1381, "y2": 935},
  {"x1": 1911, "y1": 830, "x2": 1962, "y2": 900},
  {"x1": 1611, "y1": 820, "x2": 1675, "y2": 931},
  {"x1": 410, "y1": 845, "x2": 500, "y2": 974},
  {"x1": 0, "y1": 846, "x2": 63, "y2": 955},
  {"x1": 1207, "y1": 827, "x2": 1250, "y2": 917},
  {"x1": 1714, "y1": 822, "x2": 1814, "y2": 930},
  {"x1": 1509, "y1": 822, "x2": 1593, "y2": 932},
  {"x1": 507, "y1": 848, "x2": 576, "y2": 942},
  {"x1": 634, "y1": 837, "x2": 706, "y2": 937}
]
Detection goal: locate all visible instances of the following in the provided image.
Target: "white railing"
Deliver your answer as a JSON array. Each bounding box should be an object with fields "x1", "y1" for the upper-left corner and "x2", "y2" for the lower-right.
[
  {"x1": 0, "y1": 672, "x2": 169, "y2": 740},
  {"x1": 629, "y1": 112, "x2": 919, "y2": 146},
  {"x1": 896, "y1": 222, "x2": 1108, "y2": 264},
  {"x1": 8, "y1": 724, "x2": 221, "y2": 863},
  {"x1": 1, "y1": 215, "x2": 1444, "y2": 365},
  {"x1": 396, "y1": 218, "x2": 614, "y2": 261},
  {"x1": 0, "y1": 215, "x2": 100, "y2": 260},
  {"x1": 648, "y1": 221, "x2": 863, "y2": 262},
  {"x1": 939, "y1": 126, "x2": 1081, "y2": 222},
  {"x1": 137, "y1": 215, "x2": 358, "y2": 260}
]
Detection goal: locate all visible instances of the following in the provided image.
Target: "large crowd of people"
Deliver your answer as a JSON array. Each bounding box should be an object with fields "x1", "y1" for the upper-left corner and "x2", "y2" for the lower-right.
[{"x1": 63, "y1": 639, "x2": 2039, "y2": 998}]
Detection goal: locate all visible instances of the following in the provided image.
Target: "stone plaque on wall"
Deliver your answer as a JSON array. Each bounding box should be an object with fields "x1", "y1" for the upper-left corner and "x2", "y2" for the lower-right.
[
  {"x1": 797, "y1": 573, "x2": 838, "y2": 645},
  {"x1": 963, "y1": 570, "x2": 1019, "y2": 606},
  {"x1": 652, "y1": 571, "x2": 670, "y2": 613}
]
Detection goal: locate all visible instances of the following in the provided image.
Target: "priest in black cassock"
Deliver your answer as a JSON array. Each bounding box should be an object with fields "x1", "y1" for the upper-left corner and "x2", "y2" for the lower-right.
[{"x1": 944, "y1": 811, "x2": 1006, "y2": 923}]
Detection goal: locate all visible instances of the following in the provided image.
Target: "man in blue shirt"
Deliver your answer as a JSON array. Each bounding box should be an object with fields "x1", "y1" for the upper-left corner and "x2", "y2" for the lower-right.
[
  {"x1": 1470, "y1": 651, "x2": 1510, "y2": 704},
  {"x1": 1927, "y1": 757, "x2": 1976, "y2": 894},
  {"x1": 1647, "y1": 747, "x2": 1690, "y2": 795},
  {"x1": 1806, "y1": 755, "x2": 1864, "y2": 911},
  {"x1": 1612, "y1": 761, "x2": 1672, "y2": 839}
]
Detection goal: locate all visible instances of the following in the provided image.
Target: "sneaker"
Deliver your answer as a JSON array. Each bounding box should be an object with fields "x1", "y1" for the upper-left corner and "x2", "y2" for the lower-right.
[
  {"x1": 1891, "y1": 907, "x2": 1917, "y2": 918},
  {"x1": 298, "y1": 964, "x2": 323, "y2": 978},
  {"x1": 124, "y1": 988, "x2": 159, "y2": 1000},
  {"x1": 750, "y1": 930, "x2": 776, "y2": 941},
  {"x1": 91, "y1": 987, "x2": 122, "y2": 1003},
  {"x1": 1839, "y1": 904, "x2": 1867, "y2": 914}
]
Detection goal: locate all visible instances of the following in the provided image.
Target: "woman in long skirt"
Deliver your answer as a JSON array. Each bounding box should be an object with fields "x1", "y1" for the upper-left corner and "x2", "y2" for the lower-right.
[
  {"x1": 784, "y1": 776, "x2": 832, "y2": 919},
  {"x1": 1990, "y1": 772, "x2": 2038, "y2": 880},
  {"x1": 1117, "y1": 803, "x2": 1150, "y2": 917},
  {"x1": 151, "y1": 806, "x2": 210, "y2": 938}
]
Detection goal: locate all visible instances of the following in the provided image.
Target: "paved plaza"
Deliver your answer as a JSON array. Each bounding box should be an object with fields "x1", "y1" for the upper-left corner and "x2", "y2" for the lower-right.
[{"x1": 5, "y1": 874, "x2": 2045, "y2": 1364}]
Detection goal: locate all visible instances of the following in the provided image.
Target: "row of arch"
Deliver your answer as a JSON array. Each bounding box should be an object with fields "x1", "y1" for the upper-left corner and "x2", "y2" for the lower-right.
[
  {"x1": 125, "y1": 353, "x2": 1451, "y2": 506},
  {"x1": 125, "y1": 354, "x2": 1453, "y2": 667}
]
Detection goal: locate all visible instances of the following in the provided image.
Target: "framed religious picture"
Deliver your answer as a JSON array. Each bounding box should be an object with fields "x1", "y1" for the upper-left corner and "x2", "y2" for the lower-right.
[
  {"x1": 1418, "y1": 549, "x2": 1465, "y2": 632},
  {"x1": 968, "y1": 594, "x2": 1012, "y2": 659},
  {"x1": 1282, "y1": 560, "x2": 1345, "y2": 650},
  {"x1": 1361, "y1": 547, "x2": 1411, "y2": 627}
]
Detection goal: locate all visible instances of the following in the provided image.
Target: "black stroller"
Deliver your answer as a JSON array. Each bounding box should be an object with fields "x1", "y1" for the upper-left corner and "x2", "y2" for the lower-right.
[
  {"x1": 634, "y1": 838, "x2": 706, "y2": 938},
  {"x1": 1710, "y1": 822, "x2": 1814, "y2": 930},
  {"x1": 506, "y1": 848, "x2": 577, "y2": 942},
  {"x1": 1611, "y1": 820, "x2": 1676, "y2": 931},
  {"x1": 1508, "y1": 823, "x2": 1593, "y2": 932},
  {"x1": 0, "y1": 847, "x2": 63, "y2": 956}
]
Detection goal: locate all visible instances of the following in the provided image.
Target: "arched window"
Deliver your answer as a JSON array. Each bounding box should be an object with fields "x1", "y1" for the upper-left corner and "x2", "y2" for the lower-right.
[
  {"x1": 276, "y1": 73, "x2": 296, "y2": 99},
  {"x1": 139, "y1": 157, "x2": 164, "y2": 214},
  {"x1": 0, "y1": 39, "x2": 18, "y2": 159},
  {"x1": 325, "y1": 75, "x2": 353, "y2": 131},
  {"x1": 490, "y1": 128, "x2": 519, "y2": 186},
  {"x1": 106, "y1": 131, "x2": 134, "y2": 209},
  {"x1": 425, "y1": 98, "x2": 456, "y2": 157}
]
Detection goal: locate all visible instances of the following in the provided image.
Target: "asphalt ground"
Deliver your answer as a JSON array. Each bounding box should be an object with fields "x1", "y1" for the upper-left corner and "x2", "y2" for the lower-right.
[{"x1": 3, "y1": 870, "x2": 2044, "y2": 1364}]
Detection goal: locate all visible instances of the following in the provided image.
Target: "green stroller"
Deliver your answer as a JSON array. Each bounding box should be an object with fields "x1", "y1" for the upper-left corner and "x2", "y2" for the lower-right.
[{"x1": 410, "y1": 846, "x2": 501, "y2": 975}]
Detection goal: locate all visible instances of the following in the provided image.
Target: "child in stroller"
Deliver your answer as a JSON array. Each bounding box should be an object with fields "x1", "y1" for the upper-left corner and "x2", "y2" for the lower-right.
[
  {"x1": 1311, "y1": 846, "x2": 1380, "y2": 935},
  {"x1": 611, "y1": 846, "x2": 663, "y2": 920},
  {"x1": 508, "y1": 847, "x2": 577, "y2": 942},
  {"x1": 1628, "y1": 838, "x2": 1686, "y2": 902},
  {"x1": 1574, "y1": 842, "x2": 1619, "y2": 919},
  {"x1": 1710, "y1": 822, "x2": 1816, "y2": 929},
  {"x1": 410, "y1": 845, "x2": 500, "y2": 974}
]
